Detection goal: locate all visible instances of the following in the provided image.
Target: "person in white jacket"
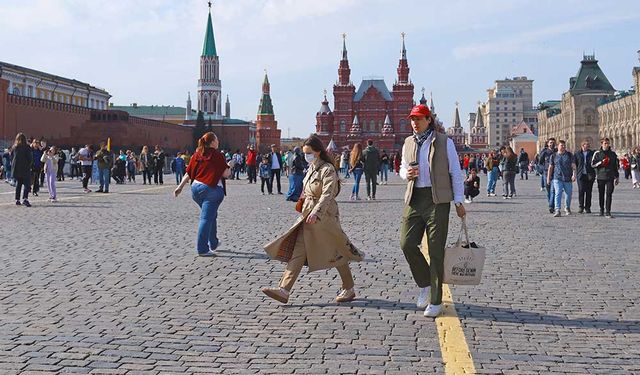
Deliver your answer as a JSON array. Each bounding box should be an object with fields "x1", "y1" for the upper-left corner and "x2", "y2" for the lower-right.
[{"x1": 41, "y1": 146, "x2": 59, "y2": 202}]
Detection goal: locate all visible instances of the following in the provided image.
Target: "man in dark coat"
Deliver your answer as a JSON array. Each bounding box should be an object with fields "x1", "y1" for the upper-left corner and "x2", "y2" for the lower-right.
[
  {"x1": 574, "y1": 139, "x2": 595, "y2": 213},
  {"x1": 362, "y1": 139, "x2": 380, "y2": 200},
  {"x1": 591, "y1": 137, "x2": 619, "y2": 218}
]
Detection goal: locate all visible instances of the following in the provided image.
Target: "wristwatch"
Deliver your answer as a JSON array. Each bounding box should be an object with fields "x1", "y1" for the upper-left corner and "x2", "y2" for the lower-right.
[{"x1": 454, "y1": 202, "x2": 463, "y2": 208}]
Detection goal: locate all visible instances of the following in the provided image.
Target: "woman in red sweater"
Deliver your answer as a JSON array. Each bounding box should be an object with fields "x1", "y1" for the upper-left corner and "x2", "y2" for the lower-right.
[{"x1": 174, "y1": 132, "x2": 231, "y2": 256}]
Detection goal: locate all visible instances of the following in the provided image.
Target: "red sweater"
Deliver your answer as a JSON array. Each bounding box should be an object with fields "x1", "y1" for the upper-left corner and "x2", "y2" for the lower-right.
[
  {"x1": 246, "y1": 149, "x2": 257, "y2": 166},
  {"x1": 186, "y1": 148, "x2": 229, "y2": 188}
]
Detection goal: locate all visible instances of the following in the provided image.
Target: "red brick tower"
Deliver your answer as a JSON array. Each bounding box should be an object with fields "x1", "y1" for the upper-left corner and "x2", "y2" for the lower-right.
[
  {"x1": 391, "y1": 33, "x2": 415, "y2": 140},
  {"x1": 447, "y1": 102, "x2": 466, "y2": 151},
  {"x1": 0, "y1": 79, "x2": 7, "y2": 144},
  {"x1": 316, "y1": 90, "x2": 334, "y2": 137},
  {"x1": 255, "y1": 71, "x2": 281, "y2": 153},
  {"x1": 330, "y1": 34, "x2": 356, "y2": 147}
]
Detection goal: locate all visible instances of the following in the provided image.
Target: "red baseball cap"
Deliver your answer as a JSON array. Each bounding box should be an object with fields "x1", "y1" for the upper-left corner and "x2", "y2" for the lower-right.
[{"x1": 407, "y1": 104, "x2": 431, "y2": 119}]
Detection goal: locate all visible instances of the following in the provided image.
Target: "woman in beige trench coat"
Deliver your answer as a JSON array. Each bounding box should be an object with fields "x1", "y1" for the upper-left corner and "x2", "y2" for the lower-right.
[{"x1": 262, "y1": 135, "x2": 365, "y2": 304}]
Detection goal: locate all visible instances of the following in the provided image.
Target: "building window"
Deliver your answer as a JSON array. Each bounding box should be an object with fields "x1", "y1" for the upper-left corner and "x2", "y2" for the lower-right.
[
  {"x1": 400, "y1": 119, "x2": 407, "y2": 132},
  {"x1": 369, "y1": 120, "x2": 375, "y2": 132},
  {"x1": 12, "y1": 87, "x2": 20, "y2": 95},
  {"x1": 340, "y1": 120, "x2": 346, "y2": 132},
  {"x1": 90, "y1": 99, "x2": 94, "y2": 108}
]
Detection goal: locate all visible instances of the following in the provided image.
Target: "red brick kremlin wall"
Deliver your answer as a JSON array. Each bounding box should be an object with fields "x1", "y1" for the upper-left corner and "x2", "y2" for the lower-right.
[{"x1": 1, "y1": 79, "x2": 192, "y2": 151}]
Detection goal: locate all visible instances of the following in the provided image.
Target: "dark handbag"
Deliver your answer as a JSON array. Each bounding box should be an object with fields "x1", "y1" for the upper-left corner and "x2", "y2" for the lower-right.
[{"x1": 295, "y1": 196, "x2": 305, "y2": 213}]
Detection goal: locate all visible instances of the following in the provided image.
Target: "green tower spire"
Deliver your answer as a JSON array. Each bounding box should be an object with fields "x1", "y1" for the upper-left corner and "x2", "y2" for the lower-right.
[
  {"x1": 258, "y1": 70, "x2": 274, "y2": 115},
  {"x1": 202, "y1": 3, "x2": 217, "y2": 57}
]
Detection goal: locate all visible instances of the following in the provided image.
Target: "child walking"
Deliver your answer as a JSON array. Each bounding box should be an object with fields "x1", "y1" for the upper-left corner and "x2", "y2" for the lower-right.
[
  {"x1": 259, "y1": 156, "x2": 272, "y2": 195},
  {"x1": 41, "y1": 146, "x2": 59, "y2": 202}
]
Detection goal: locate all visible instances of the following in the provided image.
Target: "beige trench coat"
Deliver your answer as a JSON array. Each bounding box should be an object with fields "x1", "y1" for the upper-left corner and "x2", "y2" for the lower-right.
[{"x1": 264, "y1": 160, "x2": 365, "y2": 272}]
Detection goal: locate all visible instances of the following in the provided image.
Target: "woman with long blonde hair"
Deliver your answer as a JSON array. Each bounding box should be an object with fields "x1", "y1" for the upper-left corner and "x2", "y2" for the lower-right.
[
  {"x1": 174, "y1": 132, "x2": 232, "y2": 257},
  {"x1": 349, "y1": 143, "x2": 364, "y2": 200}
]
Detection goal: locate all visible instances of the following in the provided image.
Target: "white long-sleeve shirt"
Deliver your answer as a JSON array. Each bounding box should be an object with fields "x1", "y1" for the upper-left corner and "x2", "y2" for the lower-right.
[{"x1": 399, "y1": 135, "x2": 464, "y2": 204}]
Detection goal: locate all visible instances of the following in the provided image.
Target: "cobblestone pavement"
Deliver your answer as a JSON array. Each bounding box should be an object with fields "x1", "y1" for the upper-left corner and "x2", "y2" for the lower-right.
[{"x1": 0, "y1": 173, "x2": 638, "y2": 374}]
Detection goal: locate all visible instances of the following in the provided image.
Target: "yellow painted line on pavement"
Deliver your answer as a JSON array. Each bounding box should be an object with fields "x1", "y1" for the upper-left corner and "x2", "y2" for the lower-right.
[
  {"x1": 0, "y1": 185, "x2": 173, "y2": 207},
  {"x1": 436, "y1": 284, "x2": 476, "y2": 374},
  {"x1": 422, "y1": 240, "x2": 476, "y2": 375}
]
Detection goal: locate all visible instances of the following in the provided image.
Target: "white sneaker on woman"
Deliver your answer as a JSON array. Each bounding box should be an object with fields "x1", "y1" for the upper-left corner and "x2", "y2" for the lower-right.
[{"x1": 416, "y1": 287, "x2": 431, "y2": 308}]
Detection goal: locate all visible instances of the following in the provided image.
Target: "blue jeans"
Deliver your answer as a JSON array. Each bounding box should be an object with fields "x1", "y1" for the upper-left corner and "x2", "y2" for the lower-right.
[
  {"x1": 175, "y1": 171, "x2": 183, "y2": 185},
  {"x1": 352, "y1": 168, "x2": 363, "y2": 196},
  {"x1": 285, "y1": 173, "x2": 303, "y2": 201},
  {"x1": 544, "y1": 171, "x2": 555, "y2": 209},
  {"x1": 191, "y1": 183, "x2": 225, "y2": 254},
  {"x1": 98, "y1": 168, "x2": 110, "y2": 192},
  {"x1": 553, "y1": 180, "x2": 573, "y2": 211},
  {"x1": 487, "y1": 167, "x2": 498, "y2": 193},
  {"x1": 3, "y1": 161, "x2": 11, "y2": 181},
  {"x1": 380, "y1": 164, "x2": 389, "y2": 182}
]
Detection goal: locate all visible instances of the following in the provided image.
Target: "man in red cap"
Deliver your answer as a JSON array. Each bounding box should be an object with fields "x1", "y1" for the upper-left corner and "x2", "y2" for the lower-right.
[{"x1": 399, "y1": 104, "x2": 465, "y2": 318}]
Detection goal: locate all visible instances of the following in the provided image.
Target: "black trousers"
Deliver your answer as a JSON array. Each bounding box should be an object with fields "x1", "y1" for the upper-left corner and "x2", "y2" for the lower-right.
[
  {"x1": 142, "y1": 168, "x2": 152, "y2": 184},
  {"x1": 364, "y1": 171, "x2": 377, "y2": 198},
  {"x1": 57, "y1": 164, "x2": 65, "y2": 181},
  {"x1": 577, "y1": 175, "x2": 594, "y2": 210},
  {"x1": 261, "y1": 177, "x2": 271, "y2": 193},
  {"x1": 269, "y1": 168, "x2": 281, "y2": 193},
  {"x1": 31, "y1": 169, "x2": 41, "y2": 193},
  {"x1": 597, "y1": 179, "x2": 615, "y2": 214},
  {"x1": 82, "y1": 165, "x2": 92, "y2": 189},
  {"x1": 247, "y1": 165, "x2": 257, "y2": 183},
  {"x1": 154, "y1": 167, "x2": 164, "y2": 184},
  {"x1": 464, "y1": 187, "x2": 479, "y2": 199},
  {"x1": 15, "y1": 176, "x2": 30, "y2": 201}
]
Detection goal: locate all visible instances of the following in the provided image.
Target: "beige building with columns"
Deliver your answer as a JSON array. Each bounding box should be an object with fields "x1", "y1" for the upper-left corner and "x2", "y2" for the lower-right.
[
  {"x1": 537, "y1": 54, "x2": 615, "y2": 151},
  {"x1": 538, "y1": 53, "x2": 640, "y2": 152},
  {"x1": 597, "y1": 63, "x2": 640, "y2": 152}
]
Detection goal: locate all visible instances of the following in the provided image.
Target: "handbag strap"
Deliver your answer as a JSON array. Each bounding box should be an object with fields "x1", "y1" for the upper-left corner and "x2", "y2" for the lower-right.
[{"x1": 456, "y1": 216, "x2": 470, "y2": 246}]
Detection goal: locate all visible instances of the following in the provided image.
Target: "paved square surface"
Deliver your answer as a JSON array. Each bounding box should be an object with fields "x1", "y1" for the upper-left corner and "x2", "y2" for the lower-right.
[{"x1": 0, "y1": 173, "x2": 638, "y2": 374}]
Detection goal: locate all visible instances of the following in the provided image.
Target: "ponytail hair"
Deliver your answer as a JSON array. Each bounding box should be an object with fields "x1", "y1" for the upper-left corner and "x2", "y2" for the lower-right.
[{"x1": 197, "y1": 132, "x2": 218, "y2": 153}]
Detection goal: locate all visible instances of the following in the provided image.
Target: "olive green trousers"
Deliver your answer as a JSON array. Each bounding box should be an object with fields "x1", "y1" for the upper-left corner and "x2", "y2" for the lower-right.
[{"x1": 399, "y1": 187, "x2": 450, "y2": 305}]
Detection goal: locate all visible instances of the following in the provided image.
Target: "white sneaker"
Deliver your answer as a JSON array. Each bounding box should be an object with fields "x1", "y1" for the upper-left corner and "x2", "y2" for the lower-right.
[
  {"x1": 416, "y1": 287, "x2": 431, "y2": 308},
  {"x1": 464, "y1": 198, "x2": 471, "y2": 204},
  {"x1": 424, "y1": 303, "x2": 443, "y2": 318}
]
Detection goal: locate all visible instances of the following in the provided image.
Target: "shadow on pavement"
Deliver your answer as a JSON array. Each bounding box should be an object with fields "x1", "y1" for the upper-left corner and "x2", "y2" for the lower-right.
[
  {"x1": 456, "y1": 303, "x2": 640, "y2": 333},
  {"x1": 285, "y1": 298, "x2": 417, "y2": 310}
]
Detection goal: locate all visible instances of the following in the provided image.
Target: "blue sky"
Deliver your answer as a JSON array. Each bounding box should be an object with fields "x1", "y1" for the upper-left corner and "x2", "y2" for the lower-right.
[{"x1": 1, "y1": 0, "x2": 640, "y2": 137}]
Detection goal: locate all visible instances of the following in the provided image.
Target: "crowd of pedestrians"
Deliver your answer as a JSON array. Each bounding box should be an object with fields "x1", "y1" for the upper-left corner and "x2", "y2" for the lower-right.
[
  {"x1": 0, "y1": 133, "x2": 185, "y2": 206},
  {"x1": 3, "y1": 103, "x2": 638, "y2": 320}
]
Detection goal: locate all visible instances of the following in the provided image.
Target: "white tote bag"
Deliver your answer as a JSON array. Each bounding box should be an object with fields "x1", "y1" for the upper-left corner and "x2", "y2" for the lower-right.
[{"x1": 443, "y1": 217, "x2": 486, "y2": 285}]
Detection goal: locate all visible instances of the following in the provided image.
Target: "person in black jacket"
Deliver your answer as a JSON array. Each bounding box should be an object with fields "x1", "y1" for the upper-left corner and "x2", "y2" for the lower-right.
[
  {"x1": 574, "y1": 139, "x2": 596, "y2": 214},
  {"x1": 591, "y1": 138, "x2": 619, "y2": 218},
  {"x1": 268, "y1": 144, "x2": 283, "y2": 194},
  {"x1": 153, "y1": 145, "x2": 165, "y2": 185},
  {"x1": 11, "y1": 133, "x2": 33, "y2": 207},
  {"x1": 285, "y1": 147, "x2": 306, "y2": 202},
  {"x1": 517, "y1": 148, "x2": 529, "y2": 180}
]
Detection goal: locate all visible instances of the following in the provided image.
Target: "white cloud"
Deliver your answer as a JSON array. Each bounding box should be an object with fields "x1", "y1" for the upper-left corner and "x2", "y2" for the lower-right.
[{"x1": 453, "y1": 12, "x2": 640, "y2": 59}]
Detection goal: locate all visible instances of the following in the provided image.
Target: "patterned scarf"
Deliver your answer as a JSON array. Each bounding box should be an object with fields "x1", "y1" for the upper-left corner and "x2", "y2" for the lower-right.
[{"x1": 413, "y1": 128, "x2": 433, "y2": 148}]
